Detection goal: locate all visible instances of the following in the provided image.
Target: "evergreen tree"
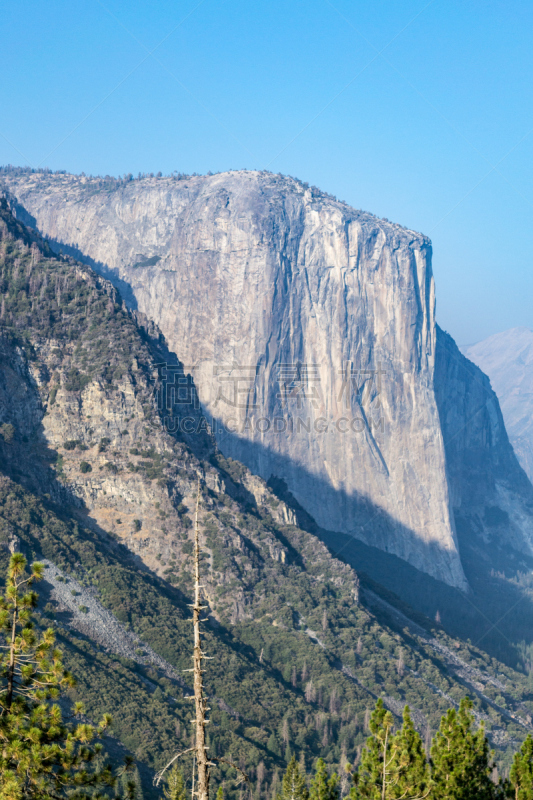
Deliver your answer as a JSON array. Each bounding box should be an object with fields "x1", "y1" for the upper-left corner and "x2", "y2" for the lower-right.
[
  {"x1": 351, "y1": 698, "x2": 396, "y2": 799},
  {"x1": 117, "y1": 767, "x2": 138, "y2": 800},
  {"x1": 430, "y1": 697, "x2": 496, "y2": 800},
  {"x1": 510, "y1": 734, "x2": 533, "y2": 799},
  {"x1": 0, "y1": 552, "x2": 130, "y2": 799},
  {"x1": 268, "y1": 733, "x2": 281, "y2": 757},
  {"x1": 392, "y1": 706, "x2": 431, "y2": 799},
  {"x1": 309, "y1": 758, "x2": 339, "y2": 800},
  {"x1": 281, "y1": 756, "x2": 309, "y2": 800},
  {"x1": 163, "y1": 765, "x2": 188, "y2": 800},
  {"x1": 352, "y1": 701, "x2": 431, "y2": 800},
  {"x1": 131, "y1": 766, "x2": 145, "y2": 800}
]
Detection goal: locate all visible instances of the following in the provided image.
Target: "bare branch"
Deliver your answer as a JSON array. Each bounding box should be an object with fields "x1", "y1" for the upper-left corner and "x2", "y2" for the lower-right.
[{"x1": 153, "y1": 747, "x2": 196, "y2": 786}]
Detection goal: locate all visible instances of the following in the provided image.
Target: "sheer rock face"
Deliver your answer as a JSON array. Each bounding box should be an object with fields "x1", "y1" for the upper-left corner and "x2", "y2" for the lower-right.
[
  {"x1": 3, "y1": 170, "x2": 530, "y2": 589},
  {"x1": 463, "y1": 327, "x2": 533, "y2": 485},
  {"x1": 436, "y1": 329, "x2": 533, "y2": 556}
]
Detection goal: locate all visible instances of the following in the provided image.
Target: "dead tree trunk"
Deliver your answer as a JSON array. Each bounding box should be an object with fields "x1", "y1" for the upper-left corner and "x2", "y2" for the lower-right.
[
  {"x1": 193, "y1": 480, "x2": 210, "y2": 800},
  {"x1": 155, "y1": 481, "x2": 248, "y2": 795},
  {"x1": 5, "y1": 598, "x2": 18, "y2": 711}
]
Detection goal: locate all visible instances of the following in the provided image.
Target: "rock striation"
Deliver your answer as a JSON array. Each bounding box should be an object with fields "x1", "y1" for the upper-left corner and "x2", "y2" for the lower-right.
[{"x1": 4, "y1": 169, "x2": 533, "y2": 588}]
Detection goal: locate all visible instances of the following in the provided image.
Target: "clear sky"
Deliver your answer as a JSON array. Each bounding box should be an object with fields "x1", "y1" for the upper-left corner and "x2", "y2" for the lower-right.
[{"x1": 1, "y1": 0, "x2": 532, "y2": 345}]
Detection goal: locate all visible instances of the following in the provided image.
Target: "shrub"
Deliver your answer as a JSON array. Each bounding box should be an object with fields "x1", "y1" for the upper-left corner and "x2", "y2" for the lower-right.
[
  {"x1": 80, "y1": 461, "x2": 92, "y2": 474},
  {"x1": 64, "y1": 368, "x2": 91, "y2": 392},
  {"x1": 0, "y1": 423, "x2": 15, "y2": 443}
]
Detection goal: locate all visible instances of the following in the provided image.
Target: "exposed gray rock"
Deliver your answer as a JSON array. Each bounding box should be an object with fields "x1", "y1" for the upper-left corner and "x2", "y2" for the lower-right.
[
  {"x1": 4, "y1": 170, "x2": 533, "y2": 589},
  {"x1": 42, "y1": 560, "x2": 185, "y2": 683},
  {"x1": 436, "y1": 328, "x2": 533, "y2": 556},
  {"x1": 463, "y1": 327, "x2": 533, "y2": 484}
]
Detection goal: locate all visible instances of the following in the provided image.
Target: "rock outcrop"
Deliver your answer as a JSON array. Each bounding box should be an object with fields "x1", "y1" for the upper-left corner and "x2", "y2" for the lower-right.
[{"x1": 3, "y1": 169, "x2": 533, "y2": 588}]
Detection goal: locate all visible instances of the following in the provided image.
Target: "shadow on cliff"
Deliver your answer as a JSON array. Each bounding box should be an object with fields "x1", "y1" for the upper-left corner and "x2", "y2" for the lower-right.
[
  {"x1": 212, "y1": 414, "x2": 468, "y2": 581},
  {"x1": 51, "y1": 237, "x2": 139, "y2": 311},
  {"x1": 6, "y1": 207, "x2": 532, "y2": 672},
  {"x1": 206, "y1": 414, "x2": 533, "y2": 671}
]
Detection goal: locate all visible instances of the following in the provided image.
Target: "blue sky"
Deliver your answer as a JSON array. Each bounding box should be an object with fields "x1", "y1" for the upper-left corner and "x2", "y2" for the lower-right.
[{"x1": 1, "y1": 0, "x2": 532, "y2": 344}]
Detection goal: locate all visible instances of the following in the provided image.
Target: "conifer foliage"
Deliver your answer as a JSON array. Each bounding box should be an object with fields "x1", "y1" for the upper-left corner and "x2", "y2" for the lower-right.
[
  {"x1": 281, "y1": 756, "x2": 309, "y2": 800},
  {"x1": 350, "y1": 700, "x2": 430, "y2": 799},
  {"x1": 163, "y1": 765, "x2": 188, "y2": 800},
  {"x1": 0, "y1": 552, "x2": 127, "y2": 799},
  {"x1": 309, "y1": 758, "x2": 339, "y2": 800},
  {"x1": 343, "y1": 695, "x2": 533, "y2": 800},
  {"x1": 391, "y1": 706, "x2": 431, "y2": 800},
  {"x1": 351, "y1": 699, "x2": 394, "y2": 798},
  {"x1": 430, "y1": 697, "x2": 498, "y2": 800},
  {"x1": 510, "y1": 734, "x2": 533, "y2": 800}
]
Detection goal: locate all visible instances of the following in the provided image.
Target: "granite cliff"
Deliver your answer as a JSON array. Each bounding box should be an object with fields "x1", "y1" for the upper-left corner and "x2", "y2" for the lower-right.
[
  {"x1": 463, "y1": 327, "x2": 533, "y2": 485},
  {"x1": 4, "y1": 169, "x2": 533, "y2": 589}
]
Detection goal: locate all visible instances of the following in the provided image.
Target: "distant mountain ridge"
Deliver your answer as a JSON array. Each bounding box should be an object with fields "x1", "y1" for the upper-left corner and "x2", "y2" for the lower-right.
[{"x1": 463, "y1": 327, "x2": 533, "y2": 484}]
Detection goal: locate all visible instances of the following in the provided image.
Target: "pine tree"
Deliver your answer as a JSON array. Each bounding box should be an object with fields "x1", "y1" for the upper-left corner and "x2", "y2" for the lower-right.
[
  {"x1": 268, "y1": 732, "x2": 281, "y2": 757},
  {"x1": 392, "y1": 707, "x2": 431, "y2": 799},
  {"x1": 309, "y1": 758, "x2": 339, "y2": 800},
  {"x1": 117, "y1": 768, "x2": 138, "y2": 800},
  {"x1": 0, "y1": 552, "x2": 130, "y2": 799},
  {"x1": 352, "y1": 700, "x2": 431, "y2": 800},
  {"x1": 510, "y1": 734, "x2": 533, "y2": 799},
  {"x1": 163, "y1": 765, "x2": 188, "y2": 800},
  {"x1": 131, "y1": 766, "x2": 144, "y2": 799},
  {"x1": 281, "y1": 756, "x2": 309, "y2": 800},
  {"x1": 352, "y1": 698, "x2": 395, "y2": 800},
  {"x1": 430, "y1": 697, "x2": 497, "y2": 800}
]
